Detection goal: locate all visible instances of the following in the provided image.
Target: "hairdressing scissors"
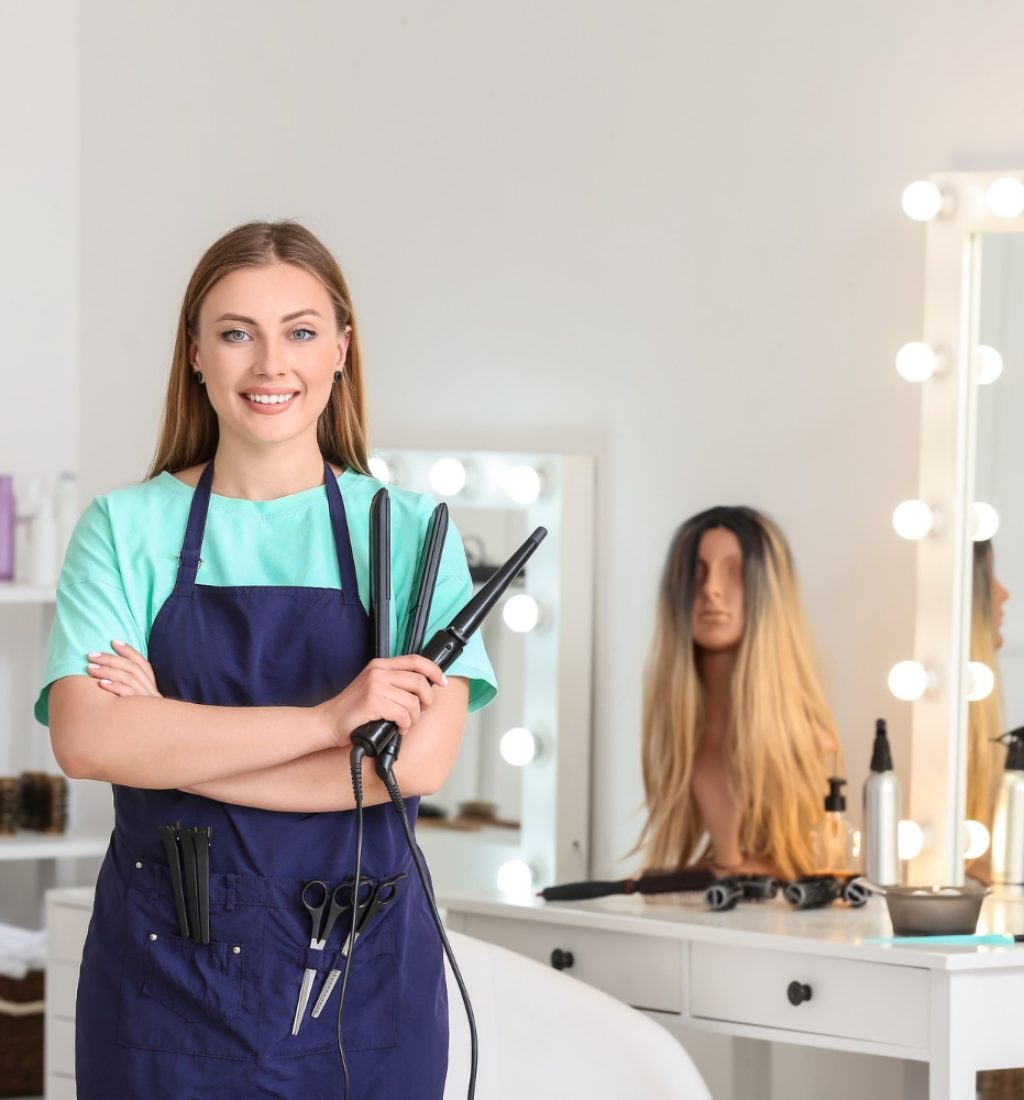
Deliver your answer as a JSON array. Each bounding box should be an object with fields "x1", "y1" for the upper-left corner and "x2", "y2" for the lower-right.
[
  {"x1": 310, "y1": 872, "x2": 407, "y2": 1020},
  {"x1": 291, "y1": 877, "x2": 370, "y2": 1036}
]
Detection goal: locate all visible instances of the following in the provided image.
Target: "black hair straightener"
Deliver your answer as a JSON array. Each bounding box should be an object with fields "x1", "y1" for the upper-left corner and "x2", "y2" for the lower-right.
[
  {"x1": 374, "y1": 502, "x2": 449, "y2": 782},
  {"x1": 369, "y1": 488, "x2": 391, "y2": 661}
]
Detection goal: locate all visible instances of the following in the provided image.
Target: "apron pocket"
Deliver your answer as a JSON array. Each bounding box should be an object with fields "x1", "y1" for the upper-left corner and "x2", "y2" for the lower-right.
[
  {"x1": 262, "y1": 928, "x2": 397, "y2": 1060},
  {"x1": 118, "y1": 927, "x2": 257, "y2": 1061},
  {"x1": 142, "y1": 934, "x2": 244, "y2": 1022}
]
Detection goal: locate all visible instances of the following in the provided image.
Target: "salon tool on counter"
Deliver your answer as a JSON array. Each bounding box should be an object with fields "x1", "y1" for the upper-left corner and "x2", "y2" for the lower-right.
[
  {"x1": 864, "y1": 931, "x2": 1024, "y2": 947},
  {"x1": 863, "y1": 718, "x2": 900, "y2": 886},
  {"x1": 858, "y1": 881, "x2": 990, "y2": 936},
  {"x1": 705, "y1": 874, "x2": 780, "y2": 912},
  {"x1": 539, "y1": 866, "x2": 715, "y2": 902},
  {"x1": 783, "y1": 873, "x2": 869, "y2": 910},
  {"x1": 310, "y1": 873, "x2": 407, "y2": 1020},
  {"x1": 292, "y1": 877, "x2": 364, "y2": 1036},
  {"x1": 992, "y1": 725, "x2": 1024, "y2": 886}
]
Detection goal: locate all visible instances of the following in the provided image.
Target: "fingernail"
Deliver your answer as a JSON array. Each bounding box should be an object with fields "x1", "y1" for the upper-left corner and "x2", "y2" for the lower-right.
[
  {"x1": 442, "y1": 674, "x2": 448, "y2": 686},
  {"x1": 87, "y1": 663, "x2": 101, "y2": 671},
  {"x1": 88, "y1": 652, "x2": 102, "y2": 660},
  {"x1": 99, "y1": 679, "x2": 112, "y2": 686},
  {"x1": 112, "y1": 640, "x2": 125, "y2": 647}
]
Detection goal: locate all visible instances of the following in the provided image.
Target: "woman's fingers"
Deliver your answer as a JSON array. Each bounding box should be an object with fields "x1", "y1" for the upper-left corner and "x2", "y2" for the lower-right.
[
  {"x1": 110, "y1": 641, "x2": 161, "y2": 692},
  {"x1": 86, "y1": 644, "x2": 162, "y2": 698}
]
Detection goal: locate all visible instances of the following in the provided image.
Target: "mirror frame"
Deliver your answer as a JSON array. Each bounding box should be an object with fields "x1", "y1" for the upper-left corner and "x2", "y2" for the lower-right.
[
  {"x1": 909, "y1": 170, "x2": 1024, "y2": 883},
  {"x1": 373, "y1": 448, "x2": 595, "y2": 888}
]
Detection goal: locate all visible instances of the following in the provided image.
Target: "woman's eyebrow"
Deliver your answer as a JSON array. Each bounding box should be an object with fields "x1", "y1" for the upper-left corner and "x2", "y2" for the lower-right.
[{"x1": 213, "y1": 309, "x2": 324, "y2": 325}]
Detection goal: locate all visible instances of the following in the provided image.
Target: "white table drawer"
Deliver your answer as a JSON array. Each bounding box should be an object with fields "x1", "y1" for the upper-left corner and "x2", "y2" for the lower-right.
[
  {"x1": 460, "y1": 914, "x2": 683, "y2": 1013},
  {"x1": 690, "y1": 942, "x2": 929, "y2": 1049}
]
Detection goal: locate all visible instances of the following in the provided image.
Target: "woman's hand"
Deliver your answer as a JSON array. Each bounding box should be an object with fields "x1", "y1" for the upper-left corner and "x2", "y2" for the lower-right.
[
  {"x1": 86, "y1": 641, "x2": 163, "y2": 698},
  {"x1": 315, "y1": 655, "x2": 448, "y2": 748}
]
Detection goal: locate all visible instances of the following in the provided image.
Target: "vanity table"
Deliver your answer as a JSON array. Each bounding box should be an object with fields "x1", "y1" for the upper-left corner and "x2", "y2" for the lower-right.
[{"x1": 440, "y1": 889, "x2": 1024, "y2": 1100}]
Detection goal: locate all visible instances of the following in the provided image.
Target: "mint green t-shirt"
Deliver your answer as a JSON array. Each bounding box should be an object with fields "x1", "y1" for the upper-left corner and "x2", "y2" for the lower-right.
[{"x1": 34, "y1": 468, "x2": 497, "y2": 727}]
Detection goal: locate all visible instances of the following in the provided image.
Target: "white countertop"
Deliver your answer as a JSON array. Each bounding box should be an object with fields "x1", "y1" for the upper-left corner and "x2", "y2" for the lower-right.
[{"x1": 438, "y1": 887, "x2": 1024, "y2": 971}]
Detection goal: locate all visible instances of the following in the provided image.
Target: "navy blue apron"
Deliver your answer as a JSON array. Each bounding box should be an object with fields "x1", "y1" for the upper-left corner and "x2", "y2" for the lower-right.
[{"x1": 75, "y1": 460, "x2": 448, "y2": 1099}]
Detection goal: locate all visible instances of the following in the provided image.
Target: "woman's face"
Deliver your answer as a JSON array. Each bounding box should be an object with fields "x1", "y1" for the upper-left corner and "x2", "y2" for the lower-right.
[
  {"x1": 691, "y1": 527, "x2": 745, "y2": 652},
  {"x1": 190, "y1": 262, "x2": 349, "y2": 448},
  {"x1": 993, "y1": 570, "x2": 1010, "y2": 649}
]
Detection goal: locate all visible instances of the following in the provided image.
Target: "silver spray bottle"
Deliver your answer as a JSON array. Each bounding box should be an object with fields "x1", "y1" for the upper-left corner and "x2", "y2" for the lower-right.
[
  {"x1": 992, "y1": 726, "x2": 1024, "y2": 886},
  {"x1": 863, "y1": 718, "x2": 901, "y2": 886}
]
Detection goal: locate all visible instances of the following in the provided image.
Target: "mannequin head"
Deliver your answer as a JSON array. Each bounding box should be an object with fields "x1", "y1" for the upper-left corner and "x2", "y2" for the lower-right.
[{"x1": 638, "y1": 506, "x2": 837, "y2": 878}]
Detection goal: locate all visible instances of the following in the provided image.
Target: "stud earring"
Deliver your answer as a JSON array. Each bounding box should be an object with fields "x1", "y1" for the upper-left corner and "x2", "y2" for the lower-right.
[
  {"x1": 193, "y1": 369, "x2": 204, "y2": 384},
  {"x1": 333, "y1": 370, "x2": 342, "y2": 383}
]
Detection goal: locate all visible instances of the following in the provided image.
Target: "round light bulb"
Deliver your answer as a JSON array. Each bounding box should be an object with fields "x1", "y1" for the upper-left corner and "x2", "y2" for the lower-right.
[
  {"x1": 962, "y1": 819, "x2": 991, "y2": 861},
  {"x1": 368, "y1": 456, "x2": 392, "y2": 484},
  {"x1": 888, "y1": 660, "x2": 929, "y2": 702},
  {"x1": 500, "y1": 727, "x2": 538, "y2": 767},
  {"x1": 901, "y1": 181, "x2": 944, "y2": 222},
  {"x1": 496, "y1": 859, "x2": 534, "y2": 894},
  {"x1": 429, "y1": 457, "x2": 467, "y2": 497},
  {"x1": 502, "y1": 594, "x2": 540, "y2": 633},
  {"x1": 892, "y1": 500, "x2": 935, "y2": 541},
  {"x1": 503, "y1": 465, "x2": 543, "y2": 505},
  {"x1": 986, "y1": 177, "x2": 1024, "y2": 219},
  {"x1": 967, "y1": 661, "x2": 995, "y2": 702},
  {"x1": 974, "y1": 345, "x2": 1004, "y2": 385},
  {"x1": 895, "y1": 342, "x2": 939, "y2": 382},
  {"x1": 971, "y1": 502, "x2": 1000, "y2": 542},
  {"x1": 898, "y1": 819, "x2": 925, "y2": 861}
]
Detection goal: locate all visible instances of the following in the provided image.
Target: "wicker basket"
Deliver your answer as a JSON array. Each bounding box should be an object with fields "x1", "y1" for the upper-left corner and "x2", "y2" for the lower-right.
[
  {"x1": 0, "y1": 969, "x2": 44, "y2": 1098},
  {"x1": 979, "y1": 1069, "x2": 1024, "y2": 1100}
]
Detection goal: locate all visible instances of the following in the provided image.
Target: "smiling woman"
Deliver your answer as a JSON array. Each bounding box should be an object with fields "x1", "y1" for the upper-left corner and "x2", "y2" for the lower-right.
[
  {"x1": 636, "y1": 505, "x2": 841, "y2": 880},
  {"x1": 36, "y1": 220, "x2": 497, "y2": 1099}
]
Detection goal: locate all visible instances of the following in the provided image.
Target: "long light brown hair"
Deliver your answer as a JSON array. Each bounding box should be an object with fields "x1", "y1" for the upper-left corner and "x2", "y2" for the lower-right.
[
  {"x1": 146, "y1": 220, "x2": 371, "y2": 479},
  {"x1": 637, "y1": 506, "x2": 840, "y2": 879},
  {"x1": 967, "y1": 540, "x2": 1004, "y2": 829}
]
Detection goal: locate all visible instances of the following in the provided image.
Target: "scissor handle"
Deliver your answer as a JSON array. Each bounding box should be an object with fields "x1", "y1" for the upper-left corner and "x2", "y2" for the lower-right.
[
  {"x1": 358, "y1": 872, "x2": 407, "y2": 933},
  {"x1": 300, "y1": 879, "x2": 330, "y2": 938}
]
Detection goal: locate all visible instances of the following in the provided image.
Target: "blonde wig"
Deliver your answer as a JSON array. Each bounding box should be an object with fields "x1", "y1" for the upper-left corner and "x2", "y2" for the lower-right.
[
  {"x1": 637, "y1": 506, "x2": 840, "y2": 879},
  {"x1": 146, "y1": 220, "x2": 371, "y2": 480},
  {"x1": 967, "y1": 540, "x2": 1004, "y2": 830}
]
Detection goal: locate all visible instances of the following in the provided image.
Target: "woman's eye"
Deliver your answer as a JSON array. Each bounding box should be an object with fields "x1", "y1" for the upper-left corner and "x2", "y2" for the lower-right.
[
  {"x1": 222, "y1": 329, "x2": 251, "y2": 343},
  {"x1": 291, "y1": 327, "x2": 317, "y2": 341}
]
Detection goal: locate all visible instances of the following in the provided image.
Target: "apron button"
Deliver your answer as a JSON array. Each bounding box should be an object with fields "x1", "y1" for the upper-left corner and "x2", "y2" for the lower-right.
[
  {"x1": 232, "y1": 946, "x2": 241, "y2": 954},
  {"x1": 149, "y1": 933, "x2": 158, "y2": 941},
  {"x1": 135, "y1": 861, "x2": 143, "y2": 869}
]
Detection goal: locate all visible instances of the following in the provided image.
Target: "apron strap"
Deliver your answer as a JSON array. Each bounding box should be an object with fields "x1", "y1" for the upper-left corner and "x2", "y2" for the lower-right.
[
  {"x1": 171, "y1": 460, "x2": 214, "y2": 596},
  {"x1": 323, "y1": 462, "x2": 362, "y2": 606}
]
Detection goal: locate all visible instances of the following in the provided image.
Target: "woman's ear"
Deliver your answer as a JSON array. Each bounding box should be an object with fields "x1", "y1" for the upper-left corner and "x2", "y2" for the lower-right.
[{"x1": 337, "y1": 325, "x2": 352, "y2": 367}]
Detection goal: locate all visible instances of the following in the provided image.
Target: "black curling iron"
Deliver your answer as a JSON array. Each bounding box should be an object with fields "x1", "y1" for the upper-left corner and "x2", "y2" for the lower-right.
[
  {"x1": 369, "y1": 488, "x2": 391, "y2": 661},
  {"x1": 351, "y1": 526, "x2": 548, "y2": 759},
  {"x1": 375, "y1": 503, "x2": 449, "y2": 780},
  {"x1": 539, "y1": 866, "x2": 715, "y2": 902}
]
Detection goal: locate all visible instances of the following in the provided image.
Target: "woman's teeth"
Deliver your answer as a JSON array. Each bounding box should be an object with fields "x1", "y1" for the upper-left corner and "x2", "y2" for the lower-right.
[{"x1": 244, "y1": 392, "x2": 297, "y2": 405}]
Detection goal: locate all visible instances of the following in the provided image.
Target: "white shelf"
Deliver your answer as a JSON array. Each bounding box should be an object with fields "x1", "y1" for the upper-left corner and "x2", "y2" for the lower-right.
[
  {"x1": 0, "y1": 832, "x2": 107, "y2": 862},
  {"x1": 0, "y1": 582, "x2": 56, "y2": 604}
]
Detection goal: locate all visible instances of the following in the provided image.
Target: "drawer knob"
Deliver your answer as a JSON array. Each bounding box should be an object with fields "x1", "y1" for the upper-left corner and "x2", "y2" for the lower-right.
[
  {"x1": 550, "y1": 948, "x2": 575, "y2": 971},
  {"x1": 787, "y1": 981, "x2": 812, "y2": 1006}
]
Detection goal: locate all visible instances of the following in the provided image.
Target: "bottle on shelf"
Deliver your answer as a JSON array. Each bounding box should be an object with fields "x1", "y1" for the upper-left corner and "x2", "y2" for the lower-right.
[
  {"x1": 55, "y1": 470, "x2": 79, "y2": 568},
  {"x1": 863, "y1": 718, "x2": 901, "y2": 886},
  {"x1": 13, "y1": 475, "x2": 40, "y2": 584},
  {"x1": 29, "y1": 488, "x2": 58, "y2": 587},
  {"x1": 812, "y1": 777, "x2": 860, "y2": 874},
  {"x1": 0, "y1": 475, "x2": 14, "y2": 581}
]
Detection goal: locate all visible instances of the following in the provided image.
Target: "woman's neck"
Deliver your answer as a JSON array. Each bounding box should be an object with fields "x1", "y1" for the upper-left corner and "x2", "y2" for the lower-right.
[
  {"x1": 210, "y1": 435, "x2": 333, "y2": 501},
  {"x1": 697, "y1": 647, "x2": 738, "y2": 736}
]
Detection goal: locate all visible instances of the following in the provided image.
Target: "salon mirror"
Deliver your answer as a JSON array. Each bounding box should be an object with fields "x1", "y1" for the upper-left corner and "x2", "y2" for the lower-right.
[
  {"x1": 907, "y1": 172, "x2": 1024, "y2": 883},
  {"x1": 370, "y1": 448, "x2": 595, "y2": 895}
]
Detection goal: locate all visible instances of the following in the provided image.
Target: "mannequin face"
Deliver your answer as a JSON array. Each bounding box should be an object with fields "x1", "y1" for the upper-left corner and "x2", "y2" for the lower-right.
[
  {"x1": 993, "y1": 570, "x2": 1010, "y2": 649},
  {"x1": 691, "y1": 527, "x2": 745, "y2": 652},
  {"x1": 190, "y1": 262, "x2": 350, "y2": 450}
]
